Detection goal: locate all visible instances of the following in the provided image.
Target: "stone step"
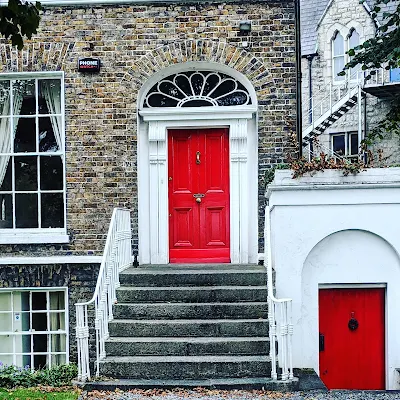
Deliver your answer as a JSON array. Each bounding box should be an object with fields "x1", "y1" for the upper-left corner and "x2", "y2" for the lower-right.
[
  {"x1": 108, "y1": 318, "x2": 268, "y2": 337},
  {"x1": 80, "y1": 377, "x2": 299, "y2": 391},
  {"x1": 113, "y1": 302, "x2": 268, "y2": 320},
  {"x1": 104, "y1": 336, "x2": 270, "y2": 356},
  {"x1": 116, "y1": 285, "x2": 268, "y2": 303},
  {"x1": 99, "y1": 355, "x2": 271, "y2": 380},
  {"x1": 119, "y1": 266, "x2": 267, "y2": 287}
]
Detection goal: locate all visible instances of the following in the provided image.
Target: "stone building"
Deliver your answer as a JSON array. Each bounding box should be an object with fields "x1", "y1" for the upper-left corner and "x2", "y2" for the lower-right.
[
  {"x1": 300, "y1": 0, "x2": 400, "y2": 163},
  {"x1": 0, "y1": 0, "x2": 297, "y2": 388}
]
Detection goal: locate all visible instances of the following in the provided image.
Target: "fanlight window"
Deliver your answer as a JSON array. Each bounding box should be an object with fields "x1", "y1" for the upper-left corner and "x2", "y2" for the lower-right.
[{"x1": 144, "y1": 71, "x2": 251, "y2": 108}]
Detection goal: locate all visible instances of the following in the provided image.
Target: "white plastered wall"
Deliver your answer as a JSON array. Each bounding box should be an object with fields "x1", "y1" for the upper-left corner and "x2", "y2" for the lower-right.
[{"x1": 267, "y1": 169, "x2": 400, "y2": 390}]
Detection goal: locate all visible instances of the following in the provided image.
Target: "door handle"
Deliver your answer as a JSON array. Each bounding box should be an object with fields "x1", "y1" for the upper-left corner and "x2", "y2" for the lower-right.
[
  {"x1": 319, "y1": 333, "x2": 325, "y2": 352},
  {"x1": 196, "y1": 151, "x2": 201, "y2": 165}
]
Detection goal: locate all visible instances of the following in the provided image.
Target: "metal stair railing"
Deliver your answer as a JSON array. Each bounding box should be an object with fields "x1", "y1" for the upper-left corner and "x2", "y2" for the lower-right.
[
  {"x1": 264, "y1": 202, "x2": 293, "y2": 381},
  {"x1": 303, "y1": 68, "x2": 387, "y2": 144},
  {"x1": 303, "y1": 141, "x2": 346, "y2": 162},
  {"x1": 75, "y1": 208, "x2": 132, "y2": 382},
  {"x1": 303, "y1": 70, "x2": 363, "y2": 142}
]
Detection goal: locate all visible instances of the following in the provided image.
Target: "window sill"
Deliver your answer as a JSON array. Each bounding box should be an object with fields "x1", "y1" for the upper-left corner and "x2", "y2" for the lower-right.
[{"x1": 0, "y1": 232, "x2": 69, "y2": 244}]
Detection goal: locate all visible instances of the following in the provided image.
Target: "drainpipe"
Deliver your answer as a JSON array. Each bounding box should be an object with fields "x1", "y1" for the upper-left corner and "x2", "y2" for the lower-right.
[
  {"x1": 294, "y1": 0, "x2": 303, "y2": 158},
  {"x1": 304, "y1": 53, "x2": 318, "y2": 155}
]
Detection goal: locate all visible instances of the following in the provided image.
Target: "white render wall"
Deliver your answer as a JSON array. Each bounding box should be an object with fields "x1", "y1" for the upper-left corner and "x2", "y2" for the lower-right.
[{"x1": 267, "y1": 169, "x2": 400, "y2": 390}]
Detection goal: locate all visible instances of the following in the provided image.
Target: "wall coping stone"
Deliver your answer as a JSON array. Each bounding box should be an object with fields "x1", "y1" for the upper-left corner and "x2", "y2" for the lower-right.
[
  {"x1": 0, "y1": 256, "x2": 103, "y2": 265},
  {"x1": 267, "y1": 168, "x2": 400, "y2": 192}
]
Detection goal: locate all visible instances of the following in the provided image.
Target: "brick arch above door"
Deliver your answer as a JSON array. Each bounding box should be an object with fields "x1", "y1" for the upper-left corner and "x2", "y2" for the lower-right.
[{"x1": 116, "y1": 39, "x2": 272, "y2": 103}]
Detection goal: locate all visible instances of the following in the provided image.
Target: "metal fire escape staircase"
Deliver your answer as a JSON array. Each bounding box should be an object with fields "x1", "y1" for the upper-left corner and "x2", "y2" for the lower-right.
[
  {"x1": 302, "y1": 69, "x2": 399, "y2": 159},
  {"x1": 302, "y1": 71, "x2": 363, "y2": 152}
]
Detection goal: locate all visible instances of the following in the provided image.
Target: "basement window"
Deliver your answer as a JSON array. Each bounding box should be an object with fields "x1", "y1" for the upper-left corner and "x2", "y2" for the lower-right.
[
  {"x1": 0, "y1": 73, "x2": 68, "y2": 244},
  {"x1": 331, "y1": 132, "x2": 359, "y2": 157},
  {"x1": 0, "y1": 288, "x2": 68, "y2": 370}
]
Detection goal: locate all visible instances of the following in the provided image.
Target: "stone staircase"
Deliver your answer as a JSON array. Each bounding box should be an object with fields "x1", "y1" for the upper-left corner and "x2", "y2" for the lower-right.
[{"x1": 86, "y1": 265, "x2": 298, "y2": 391}]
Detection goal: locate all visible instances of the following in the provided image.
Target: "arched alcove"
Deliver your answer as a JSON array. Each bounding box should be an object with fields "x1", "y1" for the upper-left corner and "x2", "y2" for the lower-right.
[{"x1": 299, "y1": 229, "x2": 400, "y2": 389}]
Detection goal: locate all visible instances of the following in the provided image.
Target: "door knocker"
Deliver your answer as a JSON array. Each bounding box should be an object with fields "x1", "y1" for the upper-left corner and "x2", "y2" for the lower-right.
[{"x1": 348, "y1": 311, "x2": 359, "y2": 331}]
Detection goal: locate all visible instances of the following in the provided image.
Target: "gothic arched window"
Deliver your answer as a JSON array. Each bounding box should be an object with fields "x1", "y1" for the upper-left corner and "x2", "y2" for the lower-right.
[{"x1": 332, "y1": 31, "x2": 345, "y2": 82}]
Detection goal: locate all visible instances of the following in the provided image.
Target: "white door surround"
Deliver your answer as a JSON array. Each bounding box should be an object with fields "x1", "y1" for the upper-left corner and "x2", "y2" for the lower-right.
[
  {"x1": 137, "y1": 63, "x2": 259, "y2": 265},
  {"x1": 137, "y1": 106, "x2": 258, "y2": 265}
]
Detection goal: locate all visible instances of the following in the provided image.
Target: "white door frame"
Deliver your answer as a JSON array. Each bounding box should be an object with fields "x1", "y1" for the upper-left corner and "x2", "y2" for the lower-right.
[{"x1": 137, "y1": 106, "x2": 258, "y2": 265}]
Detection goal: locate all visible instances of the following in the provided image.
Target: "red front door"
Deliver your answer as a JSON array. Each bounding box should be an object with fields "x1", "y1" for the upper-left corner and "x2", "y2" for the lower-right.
[
  {"x1": 319, "y1": 288, "x2": 385, "y2": 390},
  {"x1": 168, "y1": 128, "x2": 230, "y2": 263}
]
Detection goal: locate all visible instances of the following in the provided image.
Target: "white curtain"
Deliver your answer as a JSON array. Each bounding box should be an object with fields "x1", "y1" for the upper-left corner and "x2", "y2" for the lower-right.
[
  {"x1": 50, "y1": 292, "x2": 66, "y2": 366},
  {"x1": 0, "y1": 87, "x2": 23, "y2": 187},
  {"x1": 42, "y1": 80, "x2": 62, "y2": 152}
]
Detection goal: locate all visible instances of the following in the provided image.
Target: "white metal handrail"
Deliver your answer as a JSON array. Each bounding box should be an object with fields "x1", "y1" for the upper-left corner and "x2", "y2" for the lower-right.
[
  {"x1": 303, "y1": 69, "x2": 362, "y2": 133},
  {"x1": 303, "y1": 68, "x2": 387, "y2": 137},
  {"x1": 303, "y1": 141, "x2": 346, "y2": 162},
  {"x1": 75, "y1": 208, "x2": 132, "y2": 382},
  {"x1": 264, "y1": 202, "x2": 293, "y2": 381}
]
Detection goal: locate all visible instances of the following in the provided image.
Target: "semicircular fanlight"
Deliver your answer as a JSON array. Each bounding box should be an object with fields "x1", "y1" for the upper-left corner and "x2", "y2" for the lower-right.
[{"x1": 144, "y1": 71, "x2": 251, "y2": 108}]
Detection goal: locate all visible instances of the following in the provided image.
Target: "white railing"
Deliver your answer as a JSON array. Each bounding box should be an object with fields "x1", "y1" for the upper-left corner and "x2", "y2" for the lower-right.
[
  {"x1": 303, "y1": 68, "x2": 388, "y2": 136},
  {"x1": 264, "y1": 202, "x2": 293, "y2": 381},
  {"x1": 303, "y1": 69, "x2": 362, "y2": 134},
  {"x1": 75, "y1": 208, "x2": 132, "y2": 382},
  {"x1": 303, "y1": 141, "x2": 346, "y2": 162}
]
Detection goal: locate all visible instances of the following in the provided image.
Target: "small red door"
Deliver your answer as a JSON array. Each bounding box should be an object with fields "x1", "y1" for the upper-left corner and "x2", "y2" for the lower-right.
[
  {"x1": 319, "y1": 288, "x2": 385, "y2": 390},
  {"x1": 168, "y1": 128, "x2": 230, "y2": 263}
]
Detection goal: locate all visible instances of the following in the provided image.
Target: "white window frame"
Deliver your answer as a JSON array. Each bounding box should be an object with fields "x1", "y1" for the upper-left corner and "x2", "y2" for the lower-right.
[
  {"x1": 332, "y1": 31, "x2": 345, "y2": 84},
  {"x1": 0, "y1": 287, "x2": 69, "y2": 370},
  {"x1": 0, "y1": 72, "x2": 68, "y2": 244},
  {"x1": 347, "y1": 28, "x2": 361, "y2": 81},
  {"x1": 331, "y1": 28, "x2": 361, "y2": 84},
  {"x1": 331, "y1": 132, "x2": 359, "y2": 158}
]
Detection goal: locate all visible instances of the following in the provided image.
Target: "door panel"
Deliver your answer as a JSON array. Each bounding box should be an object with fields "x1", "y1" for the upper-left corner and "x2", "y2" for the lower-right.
[
  {"x1": 168, "y1": 128, "x2": 230, "y2": 263},
  {"x1": 319, "y1": 288, "x2": 385, "y2": 390},
  {"x1": 172, "y1": 207, "x2": 195, "y2": 248},
  {"x1": 205, "y1": 206, "x2": 227, "y2": 246}
]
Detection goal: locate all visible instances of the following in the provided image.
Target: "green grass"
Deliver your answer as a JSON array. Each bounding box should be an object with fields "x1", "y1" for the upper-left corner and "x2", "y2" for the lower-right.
[{"x1": 0, "y1": 388, "x2": 80, "y2": 400}]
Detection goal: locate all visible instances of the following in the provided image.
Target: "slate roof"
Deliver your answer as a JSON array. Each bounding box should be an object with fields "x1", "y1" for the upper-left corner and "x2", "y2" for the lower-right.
[{"x1": 300, "y1": 0, "x2": 399, "y2": 56}]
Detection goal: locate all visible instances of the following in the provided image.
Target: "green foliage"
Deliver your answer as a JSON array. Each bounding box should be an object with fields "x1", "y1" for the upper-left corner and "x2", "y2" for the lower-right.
[
  {"x1": 338, "y1": 0, "x2": 400, "y2": 148},
  {"x1": 265, "y1": 163, "x2": 290, "y2": 186},
  {"x1": 0, "y1": 363, "x2": 78, "y2": 389},
  {"x1": 362, "y1": 97, "x2": 400, "y2": 147},
  {"x1": 0, "y1": 0, "x2": 42, "y2": 50},
  {"x1": 340, "y1": 0, "x2": 400, "y2": 73},
  {"x1": 0, "y1": 388, "x2": 79, "y2": 400}
]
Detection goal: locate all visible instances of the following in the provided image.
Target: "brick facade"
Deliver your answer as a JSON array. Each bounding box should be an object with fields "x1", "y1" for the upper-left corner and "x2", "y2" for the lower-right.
[{"x1": 0, "y1": 1, "x2": 297, "y2": 256}]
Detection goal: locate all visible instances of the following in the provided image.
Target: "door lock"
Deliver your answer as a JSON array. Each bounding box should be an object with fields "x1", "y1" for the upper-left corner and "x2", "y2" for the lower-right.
[{"x1": 193, "y1": 193, "x2": 205, "y2": 203}]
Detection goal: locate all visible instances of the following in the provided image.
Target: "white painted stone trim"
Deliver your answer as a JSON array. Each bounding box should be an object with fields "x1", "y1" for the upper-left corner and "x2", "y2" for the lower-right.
[
  {"x1": 138, "y1": 111, "x2": 258, "y2": 265},
  {"x1": 0, "y1": 256, "x2": 102, "y2": 265},
  {"x1": 0, "y1": 233, "x2": 69, "y2": 244}
]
